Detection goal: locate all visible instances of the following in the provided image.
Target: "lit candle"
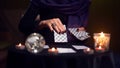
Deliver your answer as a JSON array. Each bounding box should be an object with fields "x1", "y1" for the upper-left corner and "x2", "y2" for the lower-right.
[
  {"x1": 94, "y1": 32, "x2": 110, "y2": 53},
  {"x1": 95, "y1": 46, "x2": 105, "y2": 52},
  {"x1": 16, "y1": 43, "x2": 25, "y2": 50},
  {"x1": 83, "y1": 48, "x2": 94, "y2": 54},
  {"x1": 86, "y1": 48, "x2": 90, "y2": 51},
  {"x1": 48, "y1": 47, "x2": 58, "y2": 54}
]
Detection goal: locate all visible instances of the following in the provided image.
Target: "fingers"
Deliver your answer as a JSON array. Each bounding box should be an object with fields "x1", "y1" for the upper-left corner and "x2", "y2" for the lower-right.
[
  {"x1": 51, "y1": 23, "x2": 60, "y2": 33},
  {"x1": 39, "y1": 18, "x2": 85, "y2": 34},
  {"x1": 53, "y1": 18, "x2": 66, "y2": 33},
  {"x1": 48, "y1": 23, "x2": 54, "y2": 31},
  {"x1": 39, "y1": 20, "x2": 54, "y2": 31},
  {"x1": 56, "y1": 18, "x2": 66, "y2": 32},
  {"x1": 77, "y1": 27, "x2": 85, "y2": 32},
  {"x1": 39, "y1": 18, "x2": 66, "y2": 33}
]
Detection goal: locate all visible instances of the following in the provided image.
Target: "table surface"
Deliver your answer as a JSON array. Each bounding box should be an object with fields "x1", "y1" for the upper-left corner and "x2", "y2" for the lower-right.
[
  {"x1": 9, "y1": 44, "x2": 95, "y2": 57},
  {"x1": 6, "y1": 44, "x2": 115, "y2": 68}
]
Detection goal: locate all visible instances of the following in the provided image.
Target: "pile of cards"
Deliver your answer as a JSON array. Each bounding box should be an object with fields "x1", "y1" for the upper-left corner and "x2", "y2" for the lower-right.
[
  {"x1": 54, "y1": 30, "x2": 68, "y2": 43},
  {"x1": 68, "y1": 28, "x2": 90, "y2": 41},
  {"x1": 53, "y1": 26, "x2": 90, "y2": 43},
  {"x1": 54, "y1": 25, "x2": 68, "y2": 43}
]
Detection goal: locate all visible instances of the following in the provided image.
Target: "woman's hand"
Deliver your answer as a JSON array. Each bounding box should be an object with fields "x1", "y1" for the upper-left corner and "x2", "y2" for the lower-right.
[
  {"x1": 77, "y1": 27, "x2": 85, "y2": 32},
  {"x1": 38, "y1": 18, "x2": 66, "y2": 33}
]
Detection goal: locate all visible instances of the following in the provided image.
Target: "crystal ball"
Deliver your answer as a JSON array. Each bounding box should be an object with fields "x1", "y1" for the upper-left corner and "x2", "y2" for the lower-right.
[{"x1": 25, "y1": 33, "x2": 45, "y2": 54}]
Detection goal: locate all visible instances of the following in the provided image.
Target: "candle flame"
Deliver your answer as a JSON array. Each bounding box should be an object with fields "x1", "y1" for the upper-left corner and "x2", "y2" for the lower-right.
[
  {"x1": 100, "y1": 32, "x2": 105, "y2": 37},
  {"x1": 98, "y1": 46, "x2": 102, "y2": 49},
  {"x1": 18, "y1": 43, "x2": 22, "y2": 46},
  {"x1": 51, "y1": 47, "x2": 56, "y2": 51},
  {"x1": 87, "y1": 48, "x2": 90, "y2": 51}
]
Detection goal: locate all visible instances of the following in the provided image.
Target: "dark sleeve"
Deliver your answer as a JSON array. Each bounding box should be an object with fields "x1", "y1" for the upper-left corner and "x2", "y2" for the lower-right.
[{"x1": 18, "y1": 1, "x2": 40, "y2": 35}]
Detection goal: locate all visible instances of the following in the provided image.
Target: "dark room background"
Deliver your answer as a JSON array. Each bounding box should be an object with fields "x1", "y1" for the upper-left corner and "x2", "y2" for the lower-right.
[{"x1": 0, "y1": 0, "x2": 120, "y2": 52}]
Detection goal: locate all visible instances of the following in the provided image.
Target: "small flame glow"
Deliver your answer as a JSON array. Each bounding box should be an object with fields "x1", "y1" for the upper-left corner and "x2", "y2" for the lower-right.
[
  {"x1": 98, "y1": 46, "x2": 102, "y2": 49},
  {"x1": 51, "y1": 47, "x2": 56, "y2": 51},
  {"x1": 100, "y1": 32, "x2": 105, "y2": 37},
  {"x1": 86, "y1": 48, "x2": 90, "y2": 51},
  {"x1": 18, "y1": 43, "x2": 22, "y2": 46}
]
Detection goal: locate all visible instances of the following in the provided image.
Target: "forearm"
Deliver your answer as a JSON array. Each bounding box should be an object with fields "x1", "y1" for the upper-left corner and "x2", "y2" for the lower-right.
[{"x1": 19, "y1": 3, "x2": 40, "y2": 35}]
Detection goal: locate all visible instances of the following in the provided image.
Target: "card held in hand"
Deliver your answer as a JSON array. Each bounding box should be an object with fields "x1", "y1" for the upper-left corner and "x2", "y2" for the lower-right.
[{"x1": 54, "y1": 25, "x2": 68, "y2": 43}]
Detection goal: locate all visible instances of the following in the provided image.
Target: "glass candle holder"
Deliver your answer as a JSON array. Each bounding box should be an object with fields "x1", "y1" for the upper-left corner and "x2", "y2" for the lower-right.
[{"x1": 93, "y1": 32, "x2": 110, "y2": 53}]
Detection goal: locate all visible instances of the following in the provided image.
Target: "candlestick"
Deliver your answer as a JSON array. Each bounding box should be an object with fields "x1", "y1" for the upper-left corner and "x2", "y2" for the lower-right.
[
  {"x1": 16, "y1": 43, "x2": 25, "y2": 50},
  {"x1": 48, "y1": 47, "x2": 58, "y2": 54},
  {"x1": 83, "y1": 48, "x2": 94, "y2": 54}
]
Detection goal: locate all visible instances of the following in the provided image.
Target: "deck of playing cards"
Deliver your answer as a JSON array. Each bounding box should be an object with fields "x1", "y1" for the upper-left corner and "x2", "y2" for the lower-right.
[
  {"x1": 54, "y1": 25, "x2": 68, "y2": 43},
  {"x1": 54, "y1": 25, "x2": 90, "y2": 43},
  {"x1": 68, "y1": 28, "x2": 90, "y2": 41}
]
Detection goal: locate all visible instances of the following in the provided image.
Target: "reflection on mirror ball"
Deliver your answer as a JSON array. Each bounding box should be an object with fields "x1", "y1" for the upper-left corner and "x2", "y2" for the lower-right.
[{"x1": 25, "y1": 33, "x2": 46, "y2": 54}]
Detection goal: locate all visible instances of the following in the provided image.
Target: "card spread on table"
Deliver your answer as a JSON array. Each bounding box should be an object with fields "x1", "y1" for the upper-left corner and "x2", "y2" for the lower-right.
[
  {"x1": 72, "y1": 45, "x2": 89, "y2": 50},
  {"x1": 54, "y1": 25, "x2": 68, "y2": 43},
  {"x1": 68, "y1": 28, "x2": 90, "y2": 41},
  {"x1": 57, "y1": 48, "x2": 76, "y2": 53}
]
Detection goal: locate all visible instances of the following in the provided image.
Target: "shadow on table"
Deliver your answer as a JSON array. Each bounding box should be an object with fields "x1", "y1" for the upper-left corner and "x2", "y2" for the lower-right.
[{"x1": 114, "y1": 53, "x2": 120, "y2": 68}]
